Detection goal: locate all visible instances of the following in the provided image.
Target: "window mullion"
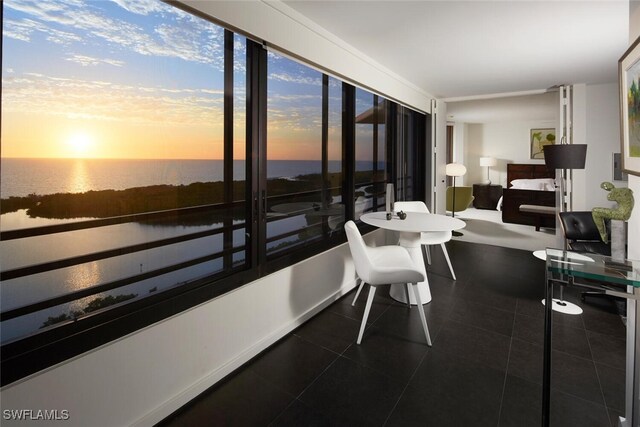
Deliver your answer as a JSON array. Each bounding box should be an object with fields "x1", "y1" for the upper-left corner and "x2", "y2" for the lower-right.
[{"x1": 343, "y1": 83, "x2": 355, "y2": 221}]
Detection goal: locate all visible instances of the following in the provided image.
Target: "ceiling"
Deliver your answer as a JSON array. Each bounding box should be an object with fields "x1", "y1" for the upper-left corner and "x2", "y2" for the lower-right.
[{"x1": 282, "y1": 0, "x2": 629, "y2": 101}]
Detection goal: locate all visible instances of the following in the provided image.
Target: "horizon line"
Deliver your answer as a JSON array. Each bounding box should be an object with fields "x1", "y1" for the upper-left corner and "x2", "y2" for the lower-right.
[{"x1": 1, "y1": 156, "x2": 353, "y2": 162}]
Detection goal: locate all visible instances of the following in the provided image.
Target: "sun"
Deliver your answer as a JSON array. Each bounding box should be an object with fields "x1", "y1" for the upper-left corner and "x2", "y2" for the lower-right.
[{"x1": 66, "y1": 132, "x2": 95, "y2": 158}]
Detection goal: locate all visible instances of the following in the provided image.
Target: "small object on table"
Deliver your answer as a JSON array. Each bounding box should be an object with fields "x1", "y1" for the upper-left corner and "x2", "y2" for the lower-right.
[
  {"x1": 386, "y1": 212, "x2": 392, "y2": 220},
  {"x1": 397, "y1": 210, "x2": 407, "y2": 220}
]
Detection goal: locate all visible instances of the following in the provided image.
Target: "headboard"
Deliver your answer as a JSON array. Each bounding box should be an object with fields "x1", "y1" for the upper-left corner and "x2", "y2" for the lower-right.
[{"x1": 506, "y1": 164, "x2": 554, "y2": 188}]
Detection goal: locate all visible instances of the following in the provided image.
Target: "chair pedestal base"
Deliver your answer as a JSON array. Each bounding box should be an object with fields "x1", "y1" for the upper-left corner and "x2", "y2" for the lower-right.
[
  {"x1": 541, "y1": 298, "x2": 583, "y2": 315},
  {"x1": 390, "y1": 282, "x2": 432, "y2": 305}
]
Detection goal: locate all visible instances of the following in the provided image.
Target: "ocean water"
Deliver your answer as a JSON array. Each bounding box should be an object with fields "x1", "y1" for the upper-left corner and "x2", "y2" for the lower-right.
[
  {"x1": 0, "y1": 157, "x2": 380, "y2": 342},
  {"x1": 0, "y1": 158, "x2": 351, "y2": 198}
]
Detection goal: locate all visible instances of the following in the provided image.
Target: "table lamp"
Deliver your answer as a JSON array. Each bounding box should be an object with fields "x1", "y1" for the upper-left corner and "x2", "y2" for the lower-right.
[
  {"x1": 542, "y1": 142, "x2": 587, "y2": 315},
  {"x1": 446, "y1": 162, "x2": 467, "y2": 236},
  {"x1": 479, "y1": 157, "x2": 497, "y2": 185}
]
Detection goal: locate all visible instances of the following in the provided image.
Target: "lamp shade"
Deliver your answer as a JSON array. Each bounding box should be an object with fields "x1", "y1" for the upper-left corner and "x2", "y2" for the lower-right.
[
  {"x1": 479, "y1": 157, "x2": 497, "y2": 167},
  {"x1": 543, "y1": 144, "x2": 587, "y2": 170},
  {"x1": 445, "y1": 163, "x2": 467, "y2": 177}
]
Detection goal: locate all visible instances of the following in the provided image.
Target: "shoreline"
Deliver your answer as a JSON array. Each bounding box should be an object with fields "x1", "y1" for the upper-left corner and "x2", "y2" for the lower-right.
[{"x1": 0, "y1": 171, "x2": 356, "y2": 219}]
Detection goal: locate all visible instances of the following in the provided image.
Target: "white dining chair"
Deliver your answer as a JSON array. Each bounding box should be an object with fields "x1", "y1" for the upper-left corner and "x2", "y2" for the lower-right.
[
  {"x1": 393, "y1": 201, "x2": 457, "y2": 280},
  {"x1": 345, "y1": 221, "x2": 432, "y2": 345}
]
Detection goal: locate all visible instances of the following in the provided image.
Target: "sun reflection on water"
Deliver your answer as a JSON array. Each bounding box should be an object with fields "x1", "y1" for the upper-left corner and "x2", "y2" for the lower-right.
[
  {"x1": 69, "y1": 159, "x2": 91, "y2": 194},
  {"x1": 65, "y1": 261, "x2": 102, "y2": 296}
]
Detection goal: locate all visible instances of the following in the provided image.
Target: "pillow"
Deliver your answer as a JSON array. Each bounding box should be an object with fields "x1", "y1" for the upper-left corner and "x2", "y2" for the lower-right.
[
  {"x1": 510, "y1": 180, "x2": 541, "y2": 190},
  {"x1": 510, "y1": 178, "x2": 555, "y2": 191}
]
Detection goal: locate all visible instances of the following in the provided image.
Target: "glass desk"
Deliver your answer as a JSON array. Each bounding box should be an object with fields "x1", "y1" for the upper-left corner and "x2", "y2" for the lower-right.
[{"x1": 543, "y1": 248, "x2": 640, "y2": 427}]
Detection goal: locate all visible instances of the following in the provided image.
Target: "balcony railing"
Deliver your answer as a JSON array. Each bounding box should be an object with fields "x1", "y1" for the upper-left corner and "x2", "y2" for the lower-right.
[
  {"x1": 0, "y1": 201, "x2": 246, "y2": 325},
  {"x1": 0, "y1": 182, "x2": 386, "y2": 335}
]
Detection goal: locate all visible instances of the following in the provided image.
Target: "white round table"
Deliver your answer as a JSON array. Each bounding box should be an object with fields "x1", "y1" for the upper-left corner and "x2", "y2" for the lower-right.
[{"x1": 360, "y1": 211, "x2": 466, "y2": 304}]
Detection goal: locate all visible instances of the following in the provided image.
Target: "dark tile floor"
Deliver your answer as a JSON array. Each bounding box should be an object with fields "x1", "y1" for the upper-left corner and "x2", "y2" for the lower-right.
[{"x1": 158, "y1": 240, "x2": 626, "y2": 427}]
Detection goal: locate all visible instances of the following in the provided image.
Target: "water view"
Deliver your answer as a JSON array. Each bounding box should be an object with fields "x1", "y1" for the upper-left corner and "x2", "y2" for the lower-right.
[
  {"x1": 1, "y1": 0, "x2": 386, "y2": 343},
  {"x1": 0, "y1": 157, "x2": 357, "y2": 342}
]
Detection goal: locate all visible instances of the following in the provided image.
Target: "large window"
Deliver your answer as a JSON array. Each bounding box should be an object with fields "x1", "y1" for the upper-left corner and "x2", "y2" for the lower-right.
[
  {"x1": 0, "y1": 0, "x2": 429, "y2": 385},
  {"x1": 355, "y1": 89, "x2": 388, "y2": 218},
  {"x1": 394, "y1": 106, "x2": 427, "y2": 203},
  {"x1": 264, "y1": 53, "x2": 345, "y2": 257},
  {"x1": 1, "y1": 0, "x2": 249, "y2": 383}
]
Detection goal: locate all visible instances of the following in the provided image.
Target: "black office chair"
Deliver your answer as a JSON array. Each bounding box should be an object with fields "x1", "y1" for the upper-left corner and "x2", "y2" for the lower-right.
[{"x1": 558, "y1": 212, "x2": 622, "y2": 311}]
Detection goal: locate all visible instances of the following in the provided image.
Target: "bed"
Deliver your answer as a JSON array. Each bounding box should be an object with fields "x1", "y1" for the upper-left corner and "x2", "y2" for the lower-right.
[{"x1": 501, "y1": 163, "x2": 556, "y2": 229}]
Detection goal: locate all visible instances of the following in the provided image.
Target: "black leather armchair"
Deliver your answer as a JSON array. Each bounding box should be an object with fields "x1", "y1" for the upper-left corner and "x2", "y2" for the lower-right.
[
  {"x1": 559, "y1": 211, "x2": 611, "y2": 256},
  {"x1": 559, "y1": 211, "x2": 619, "y2": 307}
]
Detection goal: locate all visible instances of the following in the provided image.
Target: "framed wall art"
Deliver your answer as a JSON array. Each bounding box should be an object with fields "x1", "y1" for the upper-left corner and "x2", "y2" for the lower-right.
[
  {"x1": 530, "y1": 128, "x2": 556, "y2": 160},
  {"x1": 619, "y1": 35, "x2": 640, "y2": 176}
]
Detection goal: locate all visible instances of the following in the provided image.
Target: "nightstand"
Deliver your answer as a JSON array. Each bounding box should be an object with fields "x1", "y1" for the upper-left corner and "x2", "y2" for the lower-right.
[{"x1": 473, "y1": 184, "x2": 503, "y2": 210}]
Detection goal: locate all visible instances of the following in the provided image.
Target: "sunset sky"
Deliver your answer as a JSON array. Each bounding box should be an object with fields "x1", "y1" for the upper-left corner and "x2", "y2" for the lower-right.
[{"x1": 1, "y1": 0, "x2": 354, "y2": 161}]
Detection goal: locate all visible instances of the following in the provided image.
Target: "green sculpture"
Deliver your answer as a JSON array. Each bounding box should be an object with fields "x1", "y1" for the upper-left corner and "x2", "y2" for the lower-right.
[{"x1": 591, "y1": 182, "x2": 634, "y2": 243}]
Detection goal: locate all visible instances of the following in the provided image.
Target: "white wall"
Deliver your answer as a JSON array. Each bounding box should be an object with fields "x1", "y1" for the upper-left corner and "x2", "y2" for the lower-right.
[
  {"x1": 451, "y1": 122, "x2": 467, "y2": 185},
  {"x1": 0, "y1": 1, "x2": 435, "y2": 426},
  {"x1": 571, "y1": 84, "x2": 588, "y2": 211},
  {"x1": 584, "y1": 82, "x2": 626, "y2": 209}
]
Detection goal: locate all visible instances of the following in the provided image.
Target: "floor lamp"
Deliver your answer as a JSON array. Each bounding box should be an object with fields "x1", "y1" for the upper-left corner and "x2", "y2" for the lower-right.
[
  {"x1": 446, "y1": 163, "x2": 466, "y2": 236},
  {"x1": 541, "y1": 143, "x2": 588, "y2": 315}
]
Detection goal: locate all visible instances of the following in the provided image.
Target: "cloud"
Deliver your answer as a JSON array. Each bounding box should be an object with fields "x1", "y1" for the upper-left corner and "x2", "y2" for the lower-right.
[
  {"x1": 2, "y1": 72, "x2": 225, "y2": 127},
  {"x1": 110, "y1": 0, "x2": 170, "y2": 16},
  {"x1": 3, "y1": 20, "x2": 32, "y2": 42},
  {"x1": 66, "y1": 54, "x2": 125, "y2": 67},
  {"x1": 267, "y1": 101, "x2": 323, "y2": 134},
  {"x1": 1, "y1": 2, "x2": 247, "y2": 129},
  {"x1": 4, "y1": 1, "x2": 77, "y2": 26},
  {"x1": 269, "y1": 73, "x2": 322, "y2": 86},
  {"x1": 3, "y1": 17, "x2": 81, "y2": 44},
  {"x1": 270, "y1": 94, "x2": 321, "y2": 102},
  {"x1": 4, "y1": 0, "x2": 225, "y2": 67}
]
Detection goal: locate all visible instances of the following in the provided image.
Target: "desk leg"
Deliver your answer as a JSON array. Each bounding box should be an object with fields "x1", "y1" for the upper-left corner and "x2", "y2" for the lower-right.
[
  {"x1": 542, "y1": 271, "x2": 553, "y2": 427},
  {"x1": 621, "y1": 288, "x2": 638, "y2": 427},
  {"x1": 389, "y1": 232, "x2": 432, "y2": 305},
  {"x1": 634, "y1": 290, "x2": 640, "y2": 427}
]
